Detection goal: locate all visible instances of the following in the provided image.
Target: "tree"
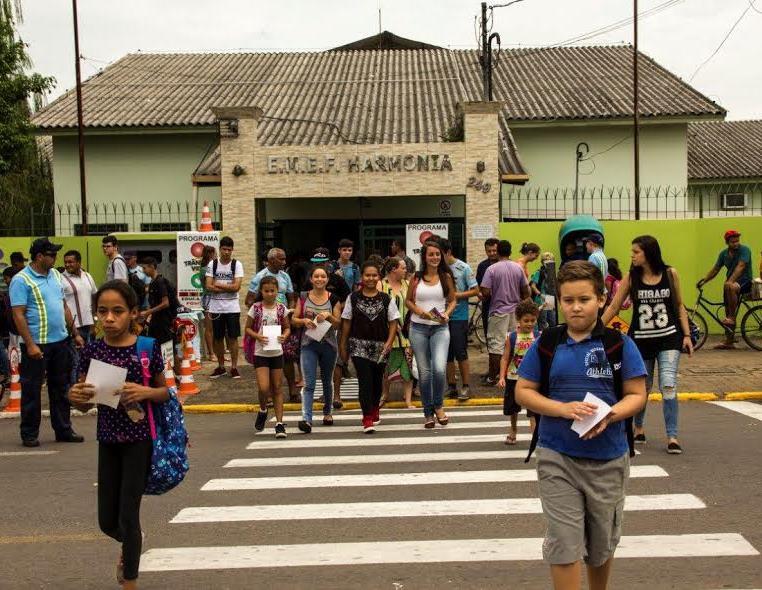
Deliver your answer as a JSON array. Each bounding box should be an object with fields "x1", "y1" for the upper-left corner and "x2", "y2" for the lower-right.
[{"x1": 0, "y1": 0, "x2": 56, "y2": 236}]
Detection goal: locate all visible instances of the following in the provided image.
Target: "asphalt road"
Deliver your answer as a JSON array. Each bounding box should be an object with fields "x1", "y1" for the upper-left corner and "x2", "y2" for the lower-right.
[{"x1": 1, "y1": 402, "x2": 760, "y2": 590}]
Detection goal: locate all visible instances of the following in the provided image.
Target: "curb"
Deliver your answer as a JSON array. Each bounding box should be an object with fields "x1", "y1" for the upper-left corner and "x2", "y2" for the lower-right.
[{"x1": 724, "y1": 392, "x2": 762, "y2": 401}]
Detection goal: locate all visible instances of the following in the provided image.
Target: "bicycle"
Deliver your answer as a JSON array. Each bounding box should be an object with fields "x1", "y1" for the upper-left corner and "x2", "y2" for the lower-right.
[
  {"x1": 467, "y1": 299, "x2": 486, "y2": 346},
  {"x1": 687, "y1": 288, "x2": 762, "y2": 351}
]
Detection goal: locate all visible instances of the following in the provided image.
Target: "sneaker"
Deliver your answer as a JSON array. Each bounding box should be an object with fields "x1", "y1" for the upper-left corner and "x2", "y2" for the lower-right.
[
  {"x1": 274, "y1": 423, "x2": 287, "y2": 439},
  {"x1": 362, "y1": 416, "x2": 376, "y2": 434},
  {"x1": 372, "y1": 406, "x2": 381, "y2": 426},
  {"x1": 298, "y1": 420, "x2": 312, "y2": 434},
  {"x1": 457, "y1": 387, "x2": 471, "y2": 401},
  {"x1": 254, "y1": 410, "x2": 268, "y2": 432},
  {"x1": 210, "y1": 366, "x2": 226, "y2": 379},
  {"x1": 230, "y1": 368, "x2": 241, "y2": 379},
  {"x1": 447, "y1": 386, "x2": 458, "y2": 399},
  {"x1": 634, "y1": 433, "x2": 647, "y2": 444},
  {"x1": 667, "y1": 441, "x2": 683, "y2": 454}
]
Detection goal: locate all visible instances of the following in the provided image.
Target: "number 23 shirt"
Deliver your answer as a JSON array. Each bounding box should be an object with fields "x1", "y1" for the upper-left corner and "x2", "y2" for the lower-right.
[{"x1": 629, "y1": 269, "x2": 682, "y2": 359}]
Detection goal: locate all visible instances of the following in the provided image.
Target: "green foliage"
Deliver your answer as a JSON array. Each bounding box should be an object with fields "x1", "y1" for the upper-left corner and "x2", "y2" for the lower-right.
[{"x1": 0, "y1": 0, "x2": 56, "y2": 235}]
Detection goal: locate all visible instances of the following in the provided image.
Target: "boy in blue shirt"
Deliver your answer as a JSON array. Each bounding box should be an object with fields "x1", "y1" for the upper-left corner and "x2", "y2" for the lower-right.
[{"x1": 517, "y1": 260, "x2": 647, "y2": 590}]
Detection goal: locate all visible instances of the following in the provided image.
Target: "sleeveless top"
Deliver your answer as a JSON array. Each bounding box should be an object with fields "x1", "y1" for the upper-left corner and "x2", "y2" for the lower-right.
[
  {"x1": 381, "y1": 279, "x2": 410, "y2": 348},
  {"x1": 301, "y1": 292, "x2": 340, "y2": 349},
  {"x1": 628, "y1": 268, "x2": 682, "y2": 359},
  {"x1": 411, "y1": 279, "x2": 446, "y2": 326}
]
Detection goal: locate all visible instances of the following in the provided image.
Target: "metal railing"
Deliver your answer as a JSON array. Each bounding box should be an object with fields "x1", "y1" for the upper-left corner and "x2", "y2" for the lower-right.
[
  {"x1": 502, "y1": 183, "x2": 762, "y2": 220},
  {"x1": 0, "y1": 200, "x2": 222, "y2": 237}
]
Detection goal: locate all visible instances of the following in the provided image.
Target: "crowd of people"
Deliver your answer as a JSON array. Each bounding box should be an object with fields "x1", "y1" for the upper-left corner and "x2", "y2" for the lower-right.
[{"x1": 0, "y1": 227, "x2": 758, "y2": 590}]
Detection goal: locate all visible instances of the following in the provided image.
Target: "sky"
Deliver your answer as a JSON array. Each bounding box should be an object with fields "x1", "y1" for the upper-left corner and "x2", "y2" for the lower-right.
[{"x1": 17, "y1": 0, "x2": 762, "y2": 120}]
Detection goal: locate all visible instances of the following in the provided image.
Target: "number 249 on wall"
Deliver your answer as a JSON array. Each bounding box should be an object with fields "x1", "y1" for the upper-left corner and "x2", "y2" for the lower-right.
[{"x1": 467, "y1": 176, "x2": 491, "y2": 193}]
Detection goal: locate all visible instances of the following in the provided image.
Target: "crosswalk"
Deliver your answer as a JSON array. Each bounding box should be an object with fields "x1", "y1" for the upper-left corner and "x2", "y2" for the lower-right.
[{"x1": 141, "y1": 406, "x2": 760, "y2": 580}]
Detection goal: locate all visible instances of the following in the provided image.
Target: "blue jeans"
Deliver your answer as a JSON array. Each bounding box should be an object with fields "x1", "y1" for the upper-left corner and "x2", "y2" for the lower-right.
[
  {"x1": 409, "y1": 323, "x2": 450, "y2": 417},
  {"x1": 635, "y1": 348, "x2": 680, "y2": 438},
  {"x1": 69, "y1": 326, "x2": 94, "y2": 387},
  {"x1": 300, "y1": 339, "x2": 338, "y2": 423}
]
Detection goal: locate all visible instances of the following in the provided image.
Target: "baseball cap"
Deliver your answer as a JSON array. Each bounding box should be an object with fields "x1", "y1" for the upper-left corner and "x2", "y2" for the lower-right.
[
  {"x1": 724, "y1": 230, "x2": 741, "y2": 242},
  {"x1": 10, "y1": 251, "x2": 27, "y2": 263},
  {"x1": 29, "y1": 238, "x2": 63, "y2": 258},
  {"x1": 582, "y1": 234, "x2": 604, "y2": 246},
  {"x1": 310, "y1": 248, "x2": 330, "y2": 264}
]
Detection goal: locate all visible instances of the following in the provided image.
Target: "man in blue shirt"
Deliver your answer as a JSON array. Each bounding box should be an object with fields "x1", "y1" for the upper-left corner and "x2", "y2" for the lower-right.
[
  {"x1": 697, "y1": 230, "x2": 754, "y2": 348},
  {"x1": 442, "y1": 239, "x2": 479, "y2": 400},
  {"x1": 583, "y1": 234, "x2": 608, "y2": 285},
  {"x1": 516, "y1": 260, "x2": 646, "y2": 589},
  {"x1": 245, "y1": 247, "x2": 295, "y2": 309},
  {"x1": 10, "y1": 238, "x2": 85, "y2": 447}
]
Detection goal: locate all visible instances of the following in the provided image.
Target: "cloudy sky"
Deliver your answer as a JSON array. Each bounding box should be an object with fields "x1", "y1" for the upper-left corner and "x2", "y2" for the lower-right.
[{"x1": 18, "y1": 0, "x2": 761, "y2": 120}]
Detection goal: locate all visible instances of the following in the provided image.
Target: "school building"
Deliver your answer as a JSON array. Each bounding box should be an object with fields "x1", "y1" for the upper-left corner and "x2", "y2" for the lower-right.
[{"x1": 33, "y1": 30, "x2": 753, "y2": 274}]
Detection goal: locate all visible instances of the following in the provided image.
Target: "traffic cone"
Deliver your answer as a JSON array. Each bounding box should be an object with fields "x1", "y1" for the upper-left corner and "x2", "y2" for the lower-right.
[
  {"x1": 4, "y1": 348, "x2": 21, "y2": 414},
  {"x1": 198, "y1": 201, "x2": 213, "y2": 232},
  {"x1": 184, "y1": 337, "x2": 201, "y2": 372},
  {"x1": 164, "y1": 359, "x2": 183, "y2": 403},
  {"x1": 177, "y1": 343, "x2": 200, "y2": 397}
]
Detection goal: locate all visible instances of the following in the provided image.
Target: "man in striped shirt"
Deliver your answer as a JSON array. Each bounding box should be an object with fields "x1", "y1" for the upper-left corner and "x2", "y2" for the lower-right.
[{"x1": 9, "y1": 238, "x2": 84, "y2": 447}]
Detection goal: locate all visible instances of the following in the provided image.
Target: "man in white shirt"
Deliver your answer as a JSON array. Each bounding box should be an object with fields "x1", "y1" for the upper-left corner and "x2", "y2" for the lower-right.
[
  {"x1": 62, "y1": 250, "x2": 97, "y2": 386},
  {"x1": 102, "y1": 235, "x2": 128, "y2": 282},
  {"x1": 205, "y1": 236, "x2": 244, "y2": 379}
]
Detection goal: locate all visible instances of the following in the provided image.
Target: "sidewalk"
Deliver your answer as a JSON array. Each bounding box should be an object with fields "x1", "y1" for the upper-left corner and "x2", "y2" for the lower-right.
[{"x1": 184, "y1": 336, "x2": 762, "y2": 407}]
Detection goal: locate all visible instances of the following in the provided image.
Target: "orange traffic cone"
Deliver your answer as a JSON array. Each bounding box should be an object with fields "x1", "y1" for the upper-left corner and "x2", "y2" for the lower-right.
[
  {"x1": 198, "y1": 201, "x2": 213, "y2": 232},
  {"x1": 164, "y1": 359, "x2": 183, "y2": 403},
  {"x1": 184, "y1": 337, "x2": 201, "y2": 372},
  {"x1": 177, "y1": 344, "x2": 200, "y2": 397},
  {"x1": 4, "y1": 348, "x2": 21, "y2": 414}
]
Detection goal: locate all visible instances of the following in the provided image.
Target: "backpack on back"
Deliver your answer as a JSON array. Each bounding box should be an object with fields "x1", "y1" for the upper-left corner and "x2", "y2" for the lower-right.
[{"x1": 524, "y1": 323, "x2": 634, "y2": 463}]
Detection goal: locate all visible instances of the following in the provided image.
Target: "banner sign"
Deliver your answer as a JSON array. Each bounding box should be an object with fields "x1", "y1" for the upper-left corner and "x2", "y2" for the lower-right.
[
  {"x1": 176, "y1": 231, "x2": 219, "y2": 310},
  {"x1": 405, "y1": 223, "x2": 449, "y2": 261}
]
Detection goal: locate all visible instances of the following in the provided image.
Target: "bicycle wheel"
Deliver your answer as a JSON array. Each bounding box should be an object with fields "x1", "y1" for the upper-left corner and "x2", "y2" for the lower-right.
[
  {"x1": 740, "y1": 304, "x2": 762, "y2": 351},
  {"x1": 685, "y1": 308, "x2": 708, "y2": 351},
  {"x1": 472, "y1": 309, "x2": 486, "y2": 345}
]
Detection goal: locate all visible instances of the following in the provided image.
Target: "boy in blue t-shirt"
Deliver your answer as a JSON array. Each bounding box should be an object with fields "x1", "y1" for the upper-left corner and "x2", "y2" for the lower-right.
[{"x1": 516, "y1": 260, "x2": 647, "y2": 590}]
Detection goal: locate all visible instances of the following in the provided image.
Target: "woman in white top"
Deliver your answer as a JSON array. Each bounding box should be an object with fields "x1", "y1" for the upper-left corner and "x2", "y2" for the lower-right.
[{"x1": 405, "y1": 240, "x2": 456, "y2": 428}]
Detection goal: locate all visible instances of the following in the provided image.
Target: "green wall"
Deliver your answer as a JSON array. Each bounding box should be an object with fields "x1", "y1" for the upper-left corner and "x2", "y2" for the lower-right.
[
  {"x1": 499, "y1": 216, "x2": 762, "y2": 331},
  {"x1": 52, "y1": 132, "x2": 220, "y2": 233},
  {"x1": 0, "y1": 236, "x2": 110, "y2": 284}
]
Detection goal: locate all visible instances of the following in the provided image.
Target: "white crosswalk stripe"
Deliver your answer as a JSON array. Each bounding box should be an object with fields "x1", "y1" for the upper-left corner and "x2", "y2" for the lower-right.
[
  {"x1": 268, "y1": 408, "x2": 508, "y2": 422},
  {"x1": 142, "y1": 405, "x2": 760, "y2": 578}
]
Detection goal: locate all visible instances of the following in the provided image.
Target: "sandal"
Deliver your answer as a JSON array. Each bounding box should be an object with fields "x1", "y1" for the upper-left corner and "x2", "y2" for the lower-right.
[
  {"x1": 713, "y1": 342, "x2": 736, "y2": 350},
  {"x1": 720, "y1": 318, "x2": 736, "y2": 327},
  {"x1": 333, "y1": 400, "x2": 344, "y2": 410},
  {"x1": 424, "y1": 416, "x2": 436, "y2": 429},
  {"x1": 435, "y1": 410, "x2": 449, "y2": 426},
  {"x1": 504, "y1": 433, "x2": 517, "y2": 445},
  {"x1": 323, "y1": 415, "x2": 334, "y2": 426}
]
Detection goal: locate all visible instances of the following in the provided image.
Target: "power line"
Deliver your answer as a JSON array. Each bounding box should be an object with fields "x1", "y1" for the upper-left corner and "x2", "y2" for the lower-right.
[{"x1": 689, "y1": 2, "x2": 753, "y2": 82}]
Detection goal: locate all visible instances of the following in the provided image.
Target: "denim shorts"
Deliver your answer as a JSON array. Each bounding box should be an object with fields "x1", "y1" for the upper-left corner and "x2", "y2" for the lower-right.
[{"x1": 447, "y1": 320, "x2": 469, "y2": 362}]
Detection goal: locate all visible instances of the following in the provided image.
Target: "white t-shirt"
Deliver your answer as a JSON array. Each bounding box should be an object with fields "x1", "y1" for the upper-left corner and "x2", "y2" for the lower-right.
[
  {"x1": 61, "y1": 270, "x2": 97, "y2": 327},
  {"x1": 206, "y1": 259, "x2": 245, "y2": 313},
  {"x1": 107, "y1": 255, "x2": 129, "y2": 282},
  {"x1": 247, "y1": 304, "x2": 283, "y2": 357}
]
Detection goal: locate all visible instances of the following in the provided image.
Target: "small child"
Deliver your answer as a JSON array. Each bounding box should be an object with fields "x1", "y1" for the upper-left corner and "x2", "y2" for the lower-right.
[
  {"x1": 68, "y1": 280, "x2": 170, "y2": 590},
  {"x1": 245, "y1": 276, "x2": 291, "y2": 439},
  {"x1": 515, "y1": 261, "x2": 647, "y2": 590},
  {"x1": 498, "y1": 299, "x2": 540, "y2": 444}
]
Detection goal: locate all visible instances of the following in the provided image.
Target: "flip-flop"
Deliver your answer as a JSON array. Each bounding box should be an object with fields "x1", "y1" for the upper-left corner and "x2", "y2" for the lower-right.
[
  {"x1": 713, "y1": 342, "x2": 736, "y2": 350},
  {"x1": 323, "y1": 415, "x2": 334, "y2": 426},
  {"x1": 504, "y1": 433, "x2": 517, "y2": 445}
]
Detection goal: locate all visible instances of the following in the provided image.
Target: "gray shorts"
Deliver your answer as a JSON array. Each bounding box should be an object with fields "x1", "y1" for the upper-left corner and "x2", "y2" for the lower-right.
[
  {"x1": 486, "y1": 312, "x2": 517, "y2": 355},
  {"x1": 537, "y1": 447, "x2": 629, "y2": 567}
]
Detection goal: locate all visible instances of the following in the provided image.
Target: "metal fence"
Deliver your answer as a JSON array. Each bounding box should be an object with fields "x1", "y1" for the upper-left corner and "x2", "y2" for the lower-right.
[
  {"x1": 502, "y1": 183, "x2": 762, "y2": 220},
  {"x1": 0, "y1": 200, "x2": 223, "y2": 237}
]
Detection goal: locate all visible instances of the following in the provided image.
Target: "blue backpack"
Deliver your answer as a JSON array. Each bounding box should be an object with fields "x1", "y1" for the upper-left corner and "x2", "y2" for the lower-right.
[{"x1": 136, "y1": 336, "x2": 190, "y2": 495}]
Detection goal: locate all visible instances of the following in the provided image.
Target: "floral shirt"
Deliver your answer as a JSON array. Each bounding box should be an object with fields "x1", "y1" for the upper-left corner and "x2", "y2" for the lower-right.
[{"x1": 78, "y1": 338, "x2": 164, "y2": 444}]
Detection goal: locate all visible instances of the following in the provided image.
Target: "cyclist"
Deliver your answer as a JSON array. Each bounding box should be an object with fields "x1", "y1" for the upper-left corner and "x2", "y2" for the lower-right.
[{"x1": 696, "y1": 230, "x2": 753, "y2": 349}]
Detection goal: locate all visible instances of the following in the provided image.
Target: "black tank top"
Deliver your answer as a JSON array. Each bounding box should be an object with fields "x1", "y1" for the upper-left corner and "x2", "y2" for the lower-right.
[{"x1": 629, "y1": 269, "x2": 682, "y2": 359}]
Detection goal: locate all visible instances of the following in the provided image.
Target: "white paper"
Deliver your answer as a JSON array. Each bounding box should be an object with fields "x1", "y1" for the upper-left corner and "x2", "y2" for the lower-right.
[
  {"x1": 305, "y1": 318, "x2": 332, "y2": 342},
  {"x1": 571, "y1": 392, "x2": 612, "y2": 437},
  {"x1": 262, "y1": 325, "x2": 282, "y2": 351},
  {"x1": 85, "y1": 359, "x2": 128, "y2": 409},
  {"x1": 544, "y1": 295, "x2": 556, "y2": 310}
]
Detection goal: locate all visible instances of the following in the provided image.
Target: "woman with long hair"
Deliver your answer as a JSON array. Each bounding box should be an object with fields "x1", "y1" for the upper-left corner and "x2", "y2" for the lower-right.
[
  {"x1": 603, "y1": 235, "x2": 693, "y2": 454},
  {"x1": 516, "y1": 242, "x2": 541, "y2": 279},
  {"x1": 199, "y1": 245, "x2": 217, "y2": 361},
  {"x1": 405, "y1": 241, "x2": 456, "y2": 428},
  {"x1": 379, "y1": 257, "x2": 414, "y2": 408}
]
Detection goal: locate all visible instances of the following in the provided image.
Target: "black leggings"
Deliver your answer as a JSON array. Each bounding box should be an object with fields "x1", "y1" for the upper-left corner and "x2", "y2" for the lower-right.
[
  {"x1": 352, "y1": 356, "x2": 385, "y2": 417},
  {"x1": 98, "y1": 440, "x2": 152, "y2": 581}
]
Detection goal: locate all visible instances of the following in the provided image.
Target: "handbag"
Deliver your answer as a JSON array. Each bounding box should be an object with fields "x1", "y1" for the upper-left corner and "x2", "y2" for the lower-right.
[
  {"x1": 137, "y1": 336, "x2": 189, "y2": 495},
  {"x1": 401, "y1": 276, "x2": 420, "y2": 339}
]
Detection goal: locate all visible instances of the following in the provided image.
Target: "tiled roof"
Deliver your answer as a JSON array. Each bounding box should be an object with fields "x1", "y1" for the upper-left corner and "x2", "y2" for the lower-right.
[
  {"x1": 688, "y1": 120, "x2": 762, "y2": 180},
  {"x1": 32, "y1": 45, "x2": 724, "y2": 177}
]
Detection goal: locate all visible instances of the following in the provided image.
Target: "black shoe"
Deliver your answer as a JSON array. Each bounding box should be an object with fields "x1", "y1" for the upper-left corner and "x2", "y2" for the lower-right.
[
  {"x1": 297, "y1": 420, "x2": 312, "y2": 434},
  {"x1": 667, "y1": 441, "x2": 683, "y2": 455},
  {"x1": 274, "y1": 423, "x2": 287, "y2": 439},
  {"x1": 22, "y1": 438, "x2": 40, "y2": 448},
  {"x1": 254, "y1": 410, "x2": 268, "y2": 432},
  {"x1": 634, "y1": 433, "x2": 646, "y2": 444},
  {"x1": 447, "y1": 387, "x2": 458, "y2": 399},
  {"x1": 56, "y1": 432, "x2": 85, "y2": 443}
]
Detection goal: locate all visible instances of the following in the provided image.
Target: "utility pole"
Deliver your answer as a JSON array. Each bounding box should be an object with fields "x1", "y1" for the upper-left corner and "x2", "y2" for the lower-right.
[
  {"x1": 72, "y1": 0, "x2": 88, "y2": 235},
  {"x1": 481, "y1": 2, "x2": 489, "y2": 100},
  {"x1": 633, "y1": 0, "x2": 641, "y2": 220}
]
